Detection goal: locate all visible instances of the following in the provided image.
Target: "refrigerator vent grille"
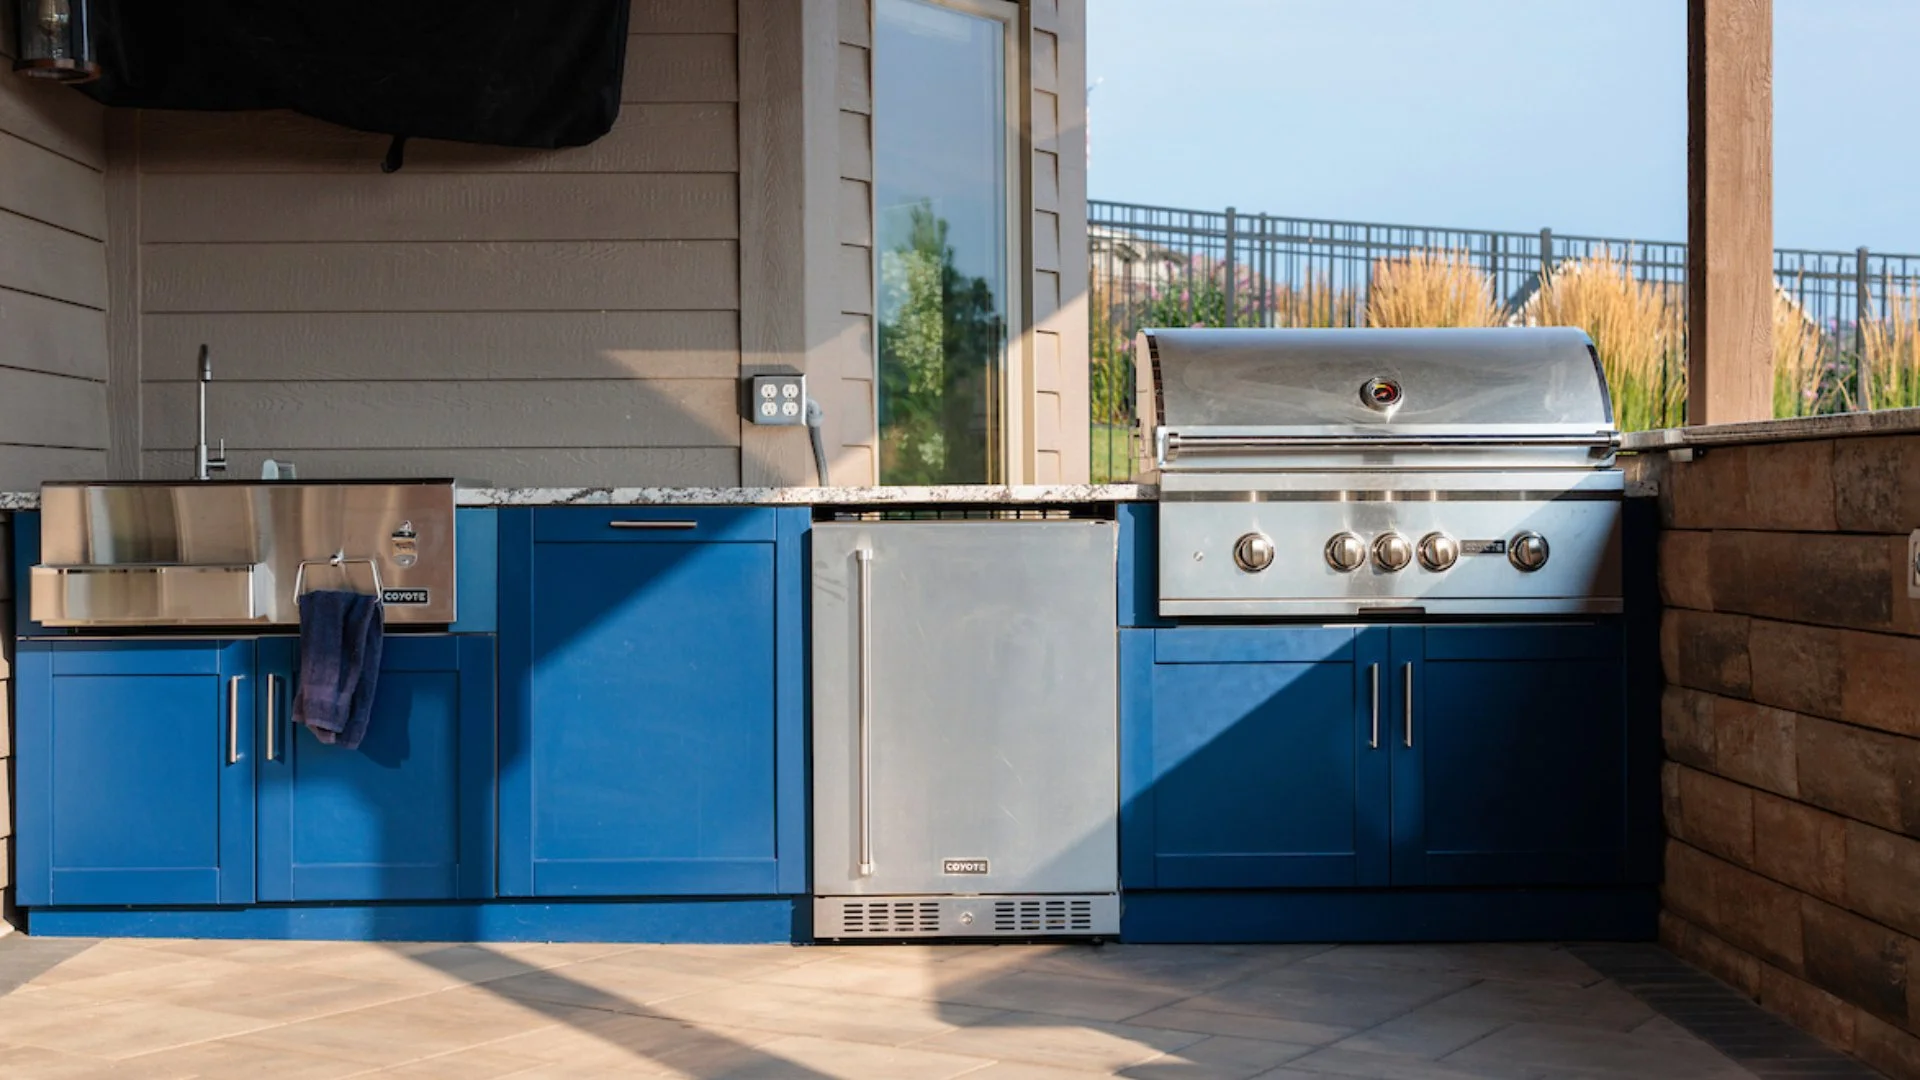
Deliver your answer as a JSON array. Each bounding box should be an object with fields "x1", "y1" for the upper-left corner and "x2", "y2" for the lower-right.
[
  {"x1": 841, "y1": 900, "x2": 942, "y2": 935},
  {"x1": 993, "y1": 899, "x2": 1095, "y2": 933}
]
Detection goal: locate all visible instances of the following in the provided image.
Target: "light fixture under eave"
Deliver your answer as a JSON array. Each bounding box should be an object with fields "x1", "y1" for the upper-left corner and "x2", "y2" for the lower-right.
[{"x1": 12, "y1": 0, "x2": 100, "y2": 84}]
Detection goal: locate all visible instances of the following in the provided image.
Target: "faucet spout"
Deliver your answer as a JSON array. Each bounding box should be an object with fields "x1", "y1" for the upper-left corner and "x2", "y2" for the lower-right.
[{"x1": 195, "y1": 344, "x2": 227, "y2": 481}]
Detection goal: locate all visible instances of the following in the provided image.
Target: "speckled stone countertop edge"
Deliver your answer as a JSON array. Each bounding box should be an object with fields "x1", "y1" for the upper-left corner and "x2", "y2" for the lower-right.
[
  {"x1": 0, "y1": 485, "x2": 1156, "y2": 512},
  {"x1": 453, "y1": 484, "x2": 1155, "y2": 507}
]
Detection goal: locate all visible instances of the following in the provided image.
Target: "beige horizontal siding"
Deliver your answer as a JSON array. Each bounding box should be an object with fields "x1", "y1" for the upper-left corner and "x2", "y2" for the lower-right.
[
  {"x1": 136, "y1": 104, "x2": 739, "y2": 175},
  {"x1": 140, "y1": 174, "x2": 739, "y2": 244},
  {"x1": 0, "y1": 289, "x2": 108, "y2": 381},
  {"x1": 142, "y1": 311, "x2": 739, "y2": 382},
  {"x1": 141, "y1": 241, "x2": 740, "y2": 313},
  {"x1": 0, "y1": 447, "x2": 104, "y2": 489},
  {"x1": 0, "y1": 76, "x2": 103, "y2": 169},
  {"x1": 0, "y1": 209, "x2": 106, "y2": 309},
  {"x1": 144, "y1": 379, "x2": 741, "y2": 451},
  {"x1": 0, "y1": 367, "x2": 107, "y2": 449},
  {"x1": 632, "y1": 0, "x2": 738, "y2": 33},
  {"x1": 142, "y1": 447, "x2": 738, "y2": 489},
  {"x1": 0, "y1": 129, "x2": 106, "y2": 239},
  {"x1": 625, "y1": 35, "x2": 739, "y2": 102}
]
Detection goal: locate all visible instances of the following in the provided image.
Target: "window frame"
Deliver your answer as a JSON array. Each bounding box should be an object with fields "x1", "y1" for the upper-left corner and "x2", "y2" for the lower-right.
[{"x1": 868, "y1": 0, "x2": 1028, "y2": 485}]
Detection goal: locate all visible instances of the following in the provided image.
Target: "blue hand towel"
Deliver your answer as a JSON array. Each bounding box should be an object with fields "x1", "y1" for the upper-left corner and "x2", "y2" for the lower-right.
[{"x1": 295, "y1": 589, "x2": 386, "y2": 751}]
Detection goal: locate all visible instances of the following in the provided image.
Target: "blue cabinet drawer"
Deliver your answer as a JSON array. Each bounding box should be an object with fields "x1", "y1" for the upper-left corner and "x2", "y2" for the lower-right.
[{"x1": 532, "y1": 506, "x2": 777, "y2": 544}]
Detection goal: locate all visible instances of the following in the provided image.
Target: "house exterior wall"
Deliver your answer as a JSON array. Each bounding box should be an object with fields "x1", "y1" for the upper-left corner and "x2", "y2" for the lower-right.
[
  {"x1": 0, "y1": 32, "x2": 109, "y2": 490},
  {"x1": 87, "y1": 0, "x2": 1087, "y2": 488},
  {"x1": 1647, "y1": 437, "x2": 1920, "y2": 1079},
  {"x1": 110, "y1": 1, "x2": 754, "y2": 486}
]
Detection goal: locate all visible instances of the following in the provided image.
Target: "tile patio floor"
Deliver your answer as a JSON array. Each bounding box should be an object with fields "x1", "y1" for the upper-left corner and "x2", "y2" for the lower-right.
[{"x1": 0, "y1": 936, "x2": 1879, "y2": 1079}]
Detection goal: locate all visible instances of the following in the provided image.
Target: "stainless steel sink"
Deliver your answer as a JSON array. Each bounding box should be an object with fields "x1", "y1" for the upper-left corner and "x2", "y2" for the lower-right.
[{"x1": 30, "y1": 480, "x2": 458, "y2": 628}]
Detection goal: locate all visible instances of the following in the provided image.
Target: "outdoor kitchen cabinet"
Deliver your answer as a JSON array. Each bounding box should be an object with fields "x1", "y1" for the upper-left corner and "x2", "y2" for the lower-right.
[
  {"x1": 496, "y1": 507, "x2": 808, "y2": 899},
  {"x1": 1121, "y1": 622, "x2": 1630, "y2": 892},
  {"x1": 1120, "y1": 627, "x2": 1390, "y2": 890},
  {"x1": 15, "y1": 640, "x2": 258, "y2": 907},
  {"x1": 15, "y1": 636, "x2": 497, "y2": 908},
  {"x1": 253, "y1": 636, "x2": 496, "y2": 902},
  {"x1": 1388, "y1": 623, "x2": 1629, "y2": 887}
]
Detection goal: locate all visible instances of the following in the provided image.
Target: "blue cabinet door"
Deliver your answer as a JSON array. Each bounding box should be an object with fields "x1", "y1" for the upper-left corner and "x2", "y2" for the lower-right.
[
  {"x1": 1390, "y1": 623, "x2": 1628, "y2": 886},
  {"x1": 16, "y1": 640, "x2": 256, "y2": 907},
  {"x1": 255, "y1": 635, "x2": 496, "y2": 902},
  {"x1": 498, "y1": 507, "x2": 806, "y2": 897},
  {"x1": 1122, "y1": 627, "x2": 1391, "y2": 889}
]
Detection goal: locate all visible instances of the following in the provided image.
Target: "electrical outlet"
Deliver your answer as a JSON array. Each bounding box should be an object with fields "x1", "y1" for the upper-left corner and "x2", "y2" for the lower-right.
[
  {"x1": 746, "y1": 373, "x2": 807, "y2": 426},
  {"x1": 1910, "y1": 529, "x2": 1920, "y2": 599}
]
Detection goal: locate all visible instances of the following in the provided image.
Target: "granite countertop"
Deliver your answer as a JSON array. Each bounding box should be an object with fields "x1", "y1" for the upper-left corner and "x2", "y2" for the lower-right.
[
  {"x1": 455, "y1": 484, "x2": 1154, "y2": 507},
  {"x1": 0, "y1": 485, "x2": 1153, "y2": 512},
  {"x1": 1622, "y1": 407, "x2": 1920, "y2": 451}
]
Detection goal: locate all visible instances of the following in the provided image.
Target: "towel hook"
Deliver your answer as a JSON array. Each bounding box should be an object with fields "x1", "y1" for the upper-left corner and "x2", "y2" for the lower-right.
[{"x1": 293, "y1": 550, "x2": 386, "y2": 600}]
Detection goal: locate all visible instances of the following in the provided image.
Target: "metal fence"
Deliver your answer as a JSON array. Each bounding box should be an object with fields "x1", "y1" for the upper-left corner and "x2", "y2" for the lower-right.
[{"x1": 1089, "y1": 199, "x2": 1920, "y2": 479}]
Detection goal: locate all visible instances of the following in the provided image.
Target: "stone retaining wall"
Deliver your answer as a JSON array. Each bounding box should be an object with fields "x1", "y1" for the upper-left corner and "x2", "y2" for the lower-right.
[{"x1": 1648, "y1": 435, "x2": 1920, "y2": 1078}]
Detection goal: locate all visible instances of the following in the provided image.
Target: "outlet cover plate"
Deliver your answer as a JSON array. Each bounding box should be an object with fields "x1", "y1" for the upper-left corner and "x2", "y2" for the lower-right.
[{"x1": 747, "y1": 373, "x2": 807, "y2": 426}]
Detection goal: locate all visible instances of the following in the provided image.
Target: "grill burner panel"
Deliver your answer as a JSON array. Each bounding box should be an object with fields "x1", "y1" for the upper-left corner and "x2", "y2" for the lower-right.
[{"x1": 1141, "y1": 328, "x2": 1623, "y2": 620}]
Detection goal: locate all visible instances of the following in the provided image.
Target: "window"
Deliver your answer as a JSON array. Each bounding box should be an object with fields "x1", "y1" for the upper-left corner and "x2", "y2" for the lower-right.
[{"x1": 873, "y1": 0, "x2": 1018, "y2": 485}]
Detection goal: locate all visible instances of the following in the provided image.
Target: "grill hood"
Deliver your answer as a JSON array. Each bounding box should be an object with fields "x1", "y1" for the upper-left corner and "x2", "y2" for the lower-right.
[{"x1": 1138, "y1": 327, "x2": 1619, "y2": 473}]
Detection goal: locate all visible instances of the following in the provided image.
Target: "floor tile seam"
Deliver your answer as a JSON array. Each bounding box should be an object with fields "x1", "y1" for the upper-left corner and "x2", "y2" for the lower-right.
[
  {"x1": 1315, "y1": 976, "x2": 1519, "y2": 1062},
  {"x1": 484, "y1": 976, "x2": 756, "y2": 1021},
  {"x1": 220, "y1": 1010, "x2": 579, "y2": 1071},
  {"x1": 598, "y1": 994, "x2": 1001, "y2": 1051},
  {"x1": 0, "y1": 997, "x2": 300, "y2": 1061},
  {"x1": 1130, "y1": 1033, "x2": 1322, "y2": 1077},
  {"x1": 401, "y1": 945, "x2": 654, "y2": 987},
  {"x1": 983, "y1": 960, "x2": 1281, "y2": 997}
]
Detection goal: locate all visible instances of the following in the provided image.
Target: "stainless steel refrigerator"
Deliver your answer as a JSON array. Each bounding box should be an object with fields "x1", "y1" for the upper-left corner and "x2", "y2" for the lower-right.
[{"x1": 811, "y1": 518, "x2": 1119, "y2": 938}]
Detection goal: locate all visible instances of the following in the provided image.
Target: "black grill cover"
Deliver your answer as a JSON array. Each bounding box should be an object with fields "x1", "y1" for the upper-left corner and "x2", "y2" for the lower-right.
[{"x1": 83, "y1": 1, "x2": 631, "y2": 150}]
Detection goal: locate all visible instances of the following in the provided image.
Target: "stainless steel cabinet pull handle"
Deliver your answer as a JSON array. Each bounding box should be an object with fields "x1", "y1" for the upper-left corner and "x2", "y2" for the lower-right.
[
  {"x1": 264, "y1": 674, "x2": 279, "y2": 762},
  {"x1": 1403, "y1": 663, "x2": 1414, "y2": 747},
  {"x1": 855, "y1": 546, "x2": 875, "y2": 877},
  {"x1": 608, "y1": 520, "x2": 698, "y2": 530},
  {"x1": 1368, "y1": 663, "x2": 1380, "y2": 749},
  {"x1": 227, "y1": 675, "x2": 244, "y2": 765}
]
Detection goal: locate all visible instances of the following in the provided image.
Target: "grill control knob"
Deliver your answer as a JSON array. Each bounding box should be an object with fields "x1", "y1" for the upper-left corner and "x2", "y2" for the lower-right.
[
  {"x1": 1418, "y1": 532, "x2": 1460, "y2": 572},
  {"x1": 1373, "y1": 532, "x2": 1413, "y2": 573},
  {"x1": 1325, "y1": 532, "x2": 1366, "y2": 573},
  {"x1": 1510, "y1": 531, "x2": 1550, "y2": 572},
  {"x1": 1234, "y1": 532, "x2": 1276, "y2": 573}
]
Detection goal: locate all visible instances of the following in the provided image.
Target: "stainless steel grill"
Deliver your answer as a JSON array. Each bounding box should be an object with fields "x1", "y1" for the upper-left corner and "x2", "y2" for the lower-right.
[{"x1": 1139, "y1": 327, "x2": 1623, "y2": 619}]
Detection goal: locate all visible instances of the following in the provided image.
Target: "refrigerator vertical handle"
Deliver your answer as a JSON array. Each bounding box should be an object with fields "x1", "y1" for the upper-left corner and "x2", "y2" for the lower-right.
[{"x1": 855, "y1": 546, "x2": 875, "y2": 877}]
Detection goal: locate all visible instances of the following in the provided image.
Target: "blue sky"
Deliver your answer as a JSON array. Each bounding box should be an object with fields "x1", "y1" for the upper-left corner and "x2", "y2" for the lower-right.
[{"x1": 1087, "y1": 1, "x2": 1920, "y2": 253}]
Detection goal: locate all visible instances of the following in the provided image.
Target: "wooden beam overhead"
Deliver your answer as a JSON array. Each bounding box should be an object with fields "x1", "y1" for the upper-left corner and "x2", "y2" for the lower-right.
[{"x1": 1687, "y1": 0, "x2": 1774, "y2": 425}]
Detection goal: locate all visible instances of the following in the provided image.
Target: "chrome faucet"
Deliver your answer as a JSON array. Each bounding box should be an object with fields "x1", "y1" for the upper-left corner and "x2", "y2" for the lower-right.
[{"x1": 195, "y1": 344, "x2": 227, "y2": 481}]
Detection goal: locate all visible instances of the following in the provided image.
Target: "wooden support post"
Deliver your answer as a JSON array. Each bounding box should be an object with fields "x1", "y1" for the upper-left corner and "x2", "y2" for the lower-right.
[{"x1": 1687, "y1": 0, "x2": 1774, "y2": 425}]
